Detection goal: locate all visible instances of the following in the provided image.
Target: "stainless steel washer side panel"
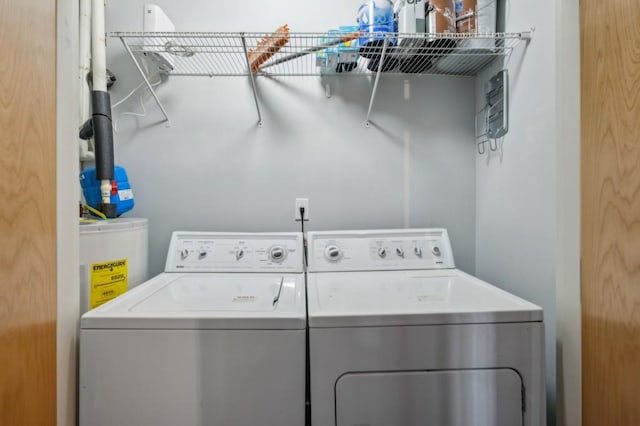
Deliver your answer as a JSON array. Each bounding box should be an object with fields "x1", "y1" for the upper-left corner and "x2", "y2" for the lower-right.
[
  {"x1": 80, "y1": 329, "x2": 306, "y2": 426},
  {"x1": 309, "y1": 322, "x2": 545, "y2": 426}
]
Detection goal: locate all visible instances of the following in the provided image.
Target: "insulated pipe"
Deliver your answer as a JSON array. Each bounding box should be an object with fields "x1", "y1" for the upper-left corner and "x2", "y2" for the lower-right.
[{"x1": 91, "y1": 0, "x2": 116, "y2": 218}]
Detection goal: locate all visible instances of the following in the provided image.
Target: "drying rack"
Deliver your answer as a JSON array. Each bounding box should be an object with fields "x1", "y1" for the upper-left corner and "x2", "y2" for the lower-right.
[{"x1": 112, "y1": 31, "x2": 532, "y2": 126}]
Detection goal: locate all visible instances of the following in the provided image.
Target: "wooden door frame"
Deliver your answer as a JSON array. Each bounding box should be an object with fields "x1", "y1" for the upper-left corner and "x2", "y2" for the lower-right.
[
  {"x1": 1, "y1": 1, "x2": 59, "y2": 425},
  {"x1": 580, "y1": 0, "x2": 640, "y2": 424}
]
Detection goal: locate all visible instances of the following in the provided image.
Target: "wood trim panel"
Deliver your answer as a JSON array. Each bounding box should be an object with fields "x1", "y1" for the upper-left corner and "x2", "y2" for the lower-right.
[
  {"x1": 0, "y1": 0, "x2": 57, "y2": 425},
  {"x1": 581, "y1": 0, "x2": 640, "y2": 424}
]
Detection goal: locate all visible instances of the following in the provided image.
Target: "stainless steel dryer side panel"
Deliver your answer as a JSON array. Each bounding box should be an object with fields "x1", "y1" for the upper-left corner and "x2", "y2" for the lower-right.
[
  {"x1": 80, "y1": 329, "x2": 306, "y2": 426},
  {"x1": 309, "y1": 322, "x2": 545, "y2": 426}
]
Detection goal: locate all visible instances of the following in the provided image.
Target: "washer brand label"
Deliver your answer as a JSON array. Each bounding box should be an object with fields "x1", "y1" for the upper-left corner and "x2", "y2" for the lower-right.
[
  {"x1": 417, "y1": 294, "x2": 445, "y2": 302},
  {"x1": 90, "y1": 258, "x2": 128, "y2": 309},
  {"x1": 233, "y1": 295, "x2": 257, "y2": 303}
]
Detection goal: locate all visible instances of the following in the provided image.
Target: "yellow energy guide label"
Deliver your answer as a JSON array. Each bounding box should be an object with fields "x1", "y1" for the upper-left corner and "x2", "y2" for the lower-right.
[{"x1": 90, "y1": 258, "x2": 128, "y2": 309}]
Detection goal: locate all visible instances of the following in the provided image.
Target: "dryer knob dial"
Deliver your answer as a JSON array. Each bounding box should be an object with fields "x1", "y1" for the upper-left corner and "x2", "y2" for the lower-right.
[
  {"x1": 414, "y1": 247, "x2": 423, "y2": 257},
  {"x1": 432, "y1": 246, "x2": 442, "y2": 257},
  {"x1": 324, "y1": 245, "x2": 342, "y2": 262},
  {"x1": 378, "y1": 247, "x2": 387, "y2": 258},
  {"x1": 269, "y1": 246, "x2": 286, "y2": 263},
  {"x1": 180, "y1": 249, "x2": 189, "y2": 260},
  {"x1": 198, "y1": 249, "x2": 207, "y2": 259},
  {"x1": 396, "y1": 248, "x2": 405, "y2": 258}
]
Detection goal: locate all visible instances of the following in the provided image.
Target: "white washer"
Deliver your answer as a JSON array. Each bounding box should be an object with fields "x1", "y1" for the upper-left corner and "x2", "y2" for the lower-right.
[
  {"x1": 307, "y1": 229, "x2": 546, "y2": 426},
  {"x1": 80, "y1": 232, "x2": 306, "y2": 426}
]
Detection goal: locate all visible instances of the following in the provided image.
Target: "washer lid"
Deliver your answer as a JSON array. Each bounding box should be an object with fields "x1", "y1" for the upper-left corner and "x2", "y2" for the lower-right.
[
  {"x1": 307, "y1": 270, "x2": 543, "y2": 328},
  {"x1": 81, "y1": 272, "x2": 306, "y2": 330}
]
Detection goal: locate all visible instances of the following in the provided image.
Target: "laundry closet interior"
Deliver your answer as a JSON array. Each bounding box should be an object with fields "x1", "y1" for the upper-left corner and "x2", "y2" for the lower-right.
[{"x1": 72, "y1": 0, "x2": 576, "y2": 425}]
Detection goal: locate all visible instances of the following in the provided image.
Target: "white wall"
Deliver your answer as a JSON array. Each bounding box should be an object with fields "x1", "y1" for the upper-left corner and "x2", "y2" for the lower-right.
[
  {"x1": 57, "y1": 1, "x2": 79, "y2": 425},
  {"x1": 104, "y1": 0, "x2": 477, "y2": 276},
  {"x1": 475, "y1": 1, "x2": 561, "y2": 424}
]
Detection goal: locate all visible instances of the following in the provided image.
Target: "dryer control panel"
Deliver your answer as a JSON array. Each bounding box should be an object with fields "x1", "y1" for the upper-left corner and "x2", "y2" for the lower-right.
[
  {"x1": 307, "y1": 229, "x2": 455, "y2": 272},
  {"x1": 165, "y1": 232, "x2": 303, "y2": 273}
]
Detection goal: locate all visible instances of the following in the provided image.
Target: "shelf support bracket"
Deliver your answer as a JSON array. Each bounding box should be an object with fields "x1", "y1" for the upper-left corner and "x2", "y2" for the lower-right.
[
  {"x1": 240, "y1": 33, "x2": 263, "y2": 127},
  {"x1": 520, "y1": 27, "x2": 535, "y2": 43},
  {"x1": 119, "y1": 37, "x2": 171, "y2": 126},
  {"x1": 365, "y1": 35, "x2": 390, "y2": 127}
]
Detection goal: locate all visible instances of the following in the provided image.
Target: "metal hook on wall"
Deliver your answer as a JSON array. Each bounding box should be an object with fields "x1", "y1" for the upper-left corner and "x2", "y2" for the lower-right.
[
  {"x1": 477, "y1": 139, "x2": 487, "y2": 155},
  {"x1": 475, "y1": 105, "x2": 489, "y2": 140},
  {"x1": 489, "y1": 138, "x2": 499, "y2": 152}
]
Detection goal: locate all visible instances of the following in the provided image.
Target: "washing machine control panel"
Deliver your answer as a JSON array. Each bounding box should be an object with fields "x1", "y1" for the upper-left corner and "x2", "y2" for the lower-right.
[
  {"x1": 307, "y1": 229, "x2": 455, "y2": 272},
  {"x1": 165, "y1": 232, "x2": 303, "y2": 273}
]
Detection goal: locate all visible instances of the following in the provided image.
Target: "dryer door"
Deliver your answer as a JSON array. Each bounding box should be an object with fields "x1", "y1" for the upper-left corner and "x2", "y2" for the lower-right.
[{"x1": 336, "y1": 369, "x2": 523, "y2": 426}]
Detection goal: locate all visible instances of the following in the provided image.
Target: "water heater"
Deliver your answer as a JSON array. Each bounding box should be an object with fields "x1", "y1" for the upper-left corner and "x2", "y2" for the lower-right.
[{"x1": 79, "y1": 218, "x2": 149, "y2": 314}]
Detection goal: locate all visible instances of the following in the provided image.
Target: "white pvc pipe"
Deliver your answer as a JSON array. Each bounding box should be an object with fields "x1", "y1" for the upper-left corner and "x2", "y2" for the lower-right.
[
  {"x1": 91, "y1": 0, "x2": 107, "y2": 92},
  {"x1": 91, "y1": 0, "x2": 111, "y2": 204},
  {"x1": 79, "y1": 0, "x2": 94, "y2": 162}
]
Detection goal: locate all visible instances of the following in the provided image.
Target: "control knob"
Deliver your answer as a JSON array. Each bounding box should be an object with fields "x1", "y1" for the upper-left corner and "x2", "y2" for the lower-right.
[
  {"x1": 269, "y1": 246, "x2": 287, "y2": 263},
  {"x1": 180, "y1": 249, "x2": 189, "y2": 260},
  {"x1": 235, "y1": 248, "x2": 245, "y2": 260},
  {"x1": 396, "y1": 248, "x2": 405, "y2": 258},
  {"x1": 432, "y1": 246, "x2": 442, "y2": 257},
  {"x1": 377, "y1": 247, "x2": 387, "y2": 259},
  {"x1": 324, "y1": 244, "x2": 342, "y2": 262},
  {"x1": 414, "y1": 247, "x2": 423, "y2": 257},
  {"x1": 198, "y1": 249, "x2": 207, "y2": 259}
]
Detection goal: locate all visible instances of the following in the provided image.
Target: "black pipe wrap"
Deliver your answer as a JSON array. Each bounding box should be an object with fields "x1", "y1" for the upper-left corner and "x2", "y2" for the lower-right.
[
  {"x1": 92, "y1": 90, "x2": 113, "y2": 119},
  {"x1": 91, "y1": 90, "x2": 114, "y2": 182},
  {"x1": 98, "y1": 203, "x2": 118, "y2": 219}
]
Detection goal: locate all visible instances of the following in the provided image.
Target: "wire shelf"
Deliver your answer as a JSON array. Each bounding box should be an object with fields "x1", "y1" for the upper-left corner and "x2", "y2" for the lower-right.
[
  {"x1": 112, "y1": 31, "x2": 529, "y2": 78},
  {"x1": 111, "y1": 31, "x2": 531, "y2": 126}
]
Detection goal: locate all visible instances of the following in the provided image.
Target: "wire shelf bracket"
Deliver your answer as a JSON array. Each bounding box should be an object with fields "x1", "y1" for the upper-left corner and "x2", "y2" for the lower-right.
[
  {"x1": 119, "y1": 37, "x2": 171, "y2": 126},
  {"x1": 112, "y1": 31, "x2": 532, "y2": 127},
  {"x1": 240, "y1": 33, "x2": 263, "y2": 127},
  {"x1": 366, "y1": 35, "x2": 391, "y2": 127}
]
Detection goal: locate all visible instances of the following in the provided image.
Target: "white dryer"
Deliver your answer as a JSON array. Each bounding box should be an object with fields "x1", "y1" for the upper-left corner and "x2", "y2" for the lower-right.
[
  {"x1": 80, "y1": 232, "x2": 306, "y2": 426},
  {"x1": 307, "y1": 229, "x2": 546, "y2": 426}
]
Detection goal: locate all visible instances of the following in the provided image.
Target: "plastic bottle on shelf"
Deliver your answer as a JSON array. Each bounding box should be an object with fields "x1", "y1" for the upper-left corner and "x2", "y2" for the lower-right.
[{"x1": 357, "y1": 0, "x2": 396, "y2": 58}]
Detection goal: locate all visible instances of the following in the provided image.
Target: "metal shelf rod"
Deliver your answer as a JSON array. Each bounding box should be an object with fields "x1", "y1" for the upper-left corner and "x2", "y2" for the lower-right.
[
  {"x1": 240, "y1": 33, "x2": 263, "y2": 127},
  {"x1": 120, "y1": 37, "x2": 171, "y2": 125},
  {"x1": 366, "y1": 35, "x2": 390, "y2": 127}
]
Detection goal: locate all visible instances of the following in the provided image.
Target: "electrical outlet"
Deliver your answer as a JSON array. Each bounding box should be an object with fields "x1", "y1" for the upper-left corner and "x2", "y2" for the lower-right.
[{"x1": 295, "y1": 198, "x2": 309, "y2": 221}]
